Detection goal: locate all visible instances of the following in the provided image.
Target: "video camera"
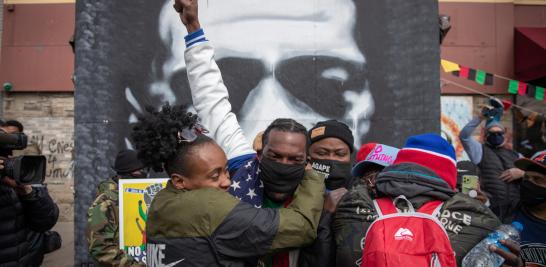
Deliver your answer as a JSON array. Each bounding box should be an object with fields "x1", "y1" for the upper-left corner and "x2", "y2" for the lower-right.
[{"x1": 0, "y1": 131, "x2": 46, "y2": 185}]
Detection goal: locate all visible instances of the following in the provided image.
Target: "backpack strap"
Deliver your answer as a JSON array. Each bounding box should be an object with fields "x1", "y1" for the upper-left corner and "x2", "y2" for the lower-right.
[
  {"x1": 373, "y1": 197, "x2": 398, "y2": 216},
  {"x1": 416, "y1": 200, "x2": 444, "y2": 216},
  {"x1": 374, "y1": 197, "x2": 444, "y2": 217}
]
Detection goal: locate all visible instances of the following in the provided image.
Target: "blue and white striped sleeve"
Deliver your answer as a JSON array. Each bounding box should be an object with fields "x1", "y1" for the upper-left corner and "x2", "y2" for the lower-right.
[
  {"x1": 184, "y1": 28, "x2": 208, "y2": 48},
  {"x1": 184, "y1": 29, "x2": 256, "y2": 161}
]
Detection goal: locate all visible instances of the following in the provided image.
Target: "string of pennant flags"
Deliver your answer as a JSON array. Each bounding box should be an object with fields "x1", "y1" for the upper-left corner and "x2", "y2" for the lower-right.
[
  {"x1": 441, "y1": 59, "x2": 546, "y2": 102},
  {"x1": 440, "y1": 78, "x2": 543, "y2": 117}
]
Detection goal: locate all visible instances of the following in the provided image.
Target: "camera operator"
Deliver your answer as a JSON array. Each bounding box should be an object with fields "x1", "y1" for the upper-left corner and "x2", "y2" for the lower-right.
[
  {"x1": 0, "y1": 120, "x2": 60, "y2": 266},
  {"x1": 2, "y1": 120, "x2": 24, "y2": 134},
  {"x1": 0, "y1": 120, "x2": 24, "y2": 157}
]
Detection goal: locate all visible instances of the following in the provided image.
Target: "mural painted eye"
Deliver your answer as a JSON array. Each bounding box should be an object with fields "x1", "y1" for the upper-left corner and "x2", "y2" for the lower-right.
[
  {"x1": 321, "y1": 67, "x2": 349, "y2": 82},
  {"x1": 216, "y1": 58, "x2": 266, "y2": 115},
  {"x1": 275, "y1": 56, "x2": 367, "y2": 118}
]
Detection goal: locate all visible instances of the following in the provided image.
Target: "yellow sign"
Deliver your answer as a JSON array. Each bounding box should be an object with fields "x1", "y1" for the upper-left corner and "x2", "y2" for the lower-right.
[{"x1": 118, "y1": 178, "x2": 169, "y2": 263}]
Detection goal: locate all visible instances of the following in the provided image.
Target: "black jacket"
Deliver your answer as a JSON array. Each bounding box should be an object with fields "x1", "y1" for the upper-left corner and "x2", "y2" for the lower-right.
[
  {"x1": 333, "y1": 164, "x2": 501, "y2": 267},
  {"x1": 0, "y1": 184, "x2": 59, "y2": 267},
  {"x1": 478, "y1": 144, "x2": 520, "y2": 223}
]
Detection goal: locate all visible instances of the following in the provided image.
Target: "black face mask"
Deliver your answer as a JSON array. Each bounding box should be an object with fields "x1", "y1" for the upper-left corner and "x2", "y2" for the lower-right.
[
  {"x1": 258, "y1": 157, "x2": 306, "y2": 197},
  {"x1": 311, "y1": 159, "x2": 352, "y2": 190},
  {"x1": 520, "y1": 180, "x2": 546, "y2": 207},
  {"x1": 486, "y1": 132, "x2": 505, "y2": 147}
]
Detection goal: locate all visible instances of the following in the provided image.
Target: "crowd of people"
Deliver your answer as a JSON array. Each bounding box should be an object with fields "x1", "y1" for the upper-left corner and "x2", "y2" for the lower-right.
[{"x1": 84, "y1": 1, "x2": 546, "y2": 266}]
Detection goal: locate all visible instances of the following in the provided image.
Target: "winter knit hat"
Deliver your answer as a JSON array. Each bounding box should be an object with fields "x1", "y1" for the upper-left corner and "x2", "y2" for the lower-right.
[
  {"x1": 309, "y1": 120, "x2": 354, "y2": 152},
  {"x1": 393, "y1": 133, "x2": 458, "y2": 189},
  {"x1": 113, "y1": 149, "x2": 145, "y2": 174}
]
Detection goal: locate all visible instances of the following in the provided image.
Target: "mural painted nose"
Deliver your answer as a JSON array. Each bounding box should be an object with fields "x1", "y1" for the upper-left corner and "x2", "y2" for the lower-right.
[{"x1": 238, "y1": 75, "x2": 328, "y2": 141}]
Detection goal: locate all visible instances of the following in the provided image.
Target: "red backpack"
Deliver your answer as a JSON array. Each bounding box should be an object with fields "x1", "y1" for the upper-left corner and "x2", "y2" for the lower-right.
[{"x1": 361, "y1": 196, "x2": 456, "y2": 267}]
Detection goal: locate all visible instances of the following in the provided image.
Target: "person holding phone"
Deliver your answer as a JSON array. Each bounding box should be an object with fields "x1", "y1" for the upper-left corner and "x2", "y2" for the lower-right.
[{"x1": 459, "y1": 98, "x2": 524, "y2": 223}]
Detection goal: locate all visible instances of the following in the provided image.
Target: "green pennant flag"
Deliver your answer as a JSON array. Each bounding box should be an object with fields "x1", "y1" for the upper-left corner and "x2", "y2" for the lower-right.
[
  {"x1": 537, "y1": 86, "x2": 545, "y2": 101},
  {"x1": 508, "y1": 80, "x2": 519, "y2": 94},
  {"x1": 476, "y1": 70, "x2": 486, "y2": 85}
]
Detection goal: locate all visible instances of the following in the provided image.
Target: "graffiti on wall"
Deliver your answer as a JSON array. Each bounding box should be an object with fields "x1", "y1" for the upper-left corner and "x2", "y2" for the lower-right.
[
  {"x1": 441, "y1": 96, "x2": 473, "y2": 161},
  {"x1": 124, "y1": 0, "x2": 373, "y2": 147},
  {"x1": 28, "y1": 135, "x2": 74, "y2": 182}
]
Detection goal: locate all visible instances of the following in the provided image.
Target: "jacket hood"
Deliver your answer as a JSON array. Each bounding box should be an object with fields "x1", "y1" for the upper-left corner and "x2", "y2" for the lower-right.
[{"x1": 375, "y1": 163, "x2": 455, "y2": 202}]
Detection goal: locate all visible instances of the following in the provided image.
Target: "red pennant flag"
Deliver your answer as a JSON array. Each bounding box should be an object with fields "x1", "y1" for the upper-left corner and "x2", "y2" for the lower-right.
[
  {"x1": 518, "y1": 81, "x2": 528, "y2": 96},
  {"x1": 501, "y1": 99, "x2": 512, "y2": 111},
  {"x1": 459, "y1": 66, "x2": 470, "y2": 79}
]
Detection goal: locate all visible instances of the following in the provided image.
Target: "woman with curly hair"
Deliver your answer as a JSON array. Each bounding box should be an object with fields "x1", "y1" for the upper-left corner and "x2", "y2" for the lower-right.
[{"x1": 131, "y1": 104, "x2": 324, "y2": 267}]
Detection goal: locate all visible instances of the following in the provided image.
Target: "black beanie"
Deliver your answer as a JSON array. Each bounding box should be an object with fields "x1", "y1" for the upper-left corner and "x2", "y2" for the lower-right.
[
  {"x1": 113, "y1": 149, "x2": 145, "y2": 174},
  {"x1": 308, "y1": 120, "x2": 354, "y2": 152}
]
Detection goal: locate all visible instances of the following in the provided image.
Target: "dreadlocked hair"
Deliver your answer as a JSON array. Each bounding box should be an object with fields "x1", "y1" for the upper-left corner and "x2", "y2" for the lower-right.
[
  {"x1": 131, "y1": 103, "x2": 214, "y2": 176},
  {"x1": 262, "y1": 118, "x2": 309, "y2": 148}
]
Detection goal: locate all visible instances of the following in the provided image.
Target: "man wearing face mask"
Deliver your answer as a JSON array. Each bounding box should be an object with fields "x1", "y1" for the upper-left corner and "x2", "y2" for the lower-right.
[
  {"x1": 296, "y1": 120, "x2": 354, "y2": 267},
  {"x1": 87, "y1": 149, "x2": 147, "y2": 267},
  {"x1": 308, "y1": 120, "x2": 355, "y2": 191},
  {"x1": 512, "y1": 150, "x2": 546, "y2": 266},
  {"x1": 460, "y1": 103, "x2": 524, "y2": 223}
]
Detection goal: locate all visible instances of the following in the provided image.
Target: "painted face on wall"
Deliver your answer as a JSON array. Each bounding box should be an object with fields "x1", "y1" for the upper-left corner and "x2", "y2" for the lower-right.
[{"x1": 131, "y1": 0, "x2": 374, "y2": 147}]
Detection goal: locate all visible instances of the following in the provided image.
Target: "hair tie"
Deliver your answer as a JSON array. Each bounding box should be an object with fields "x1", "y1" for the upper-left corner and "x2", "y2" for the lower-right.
[{"x1": 177, "y1": 123, "x2": 209, "y2": 144}]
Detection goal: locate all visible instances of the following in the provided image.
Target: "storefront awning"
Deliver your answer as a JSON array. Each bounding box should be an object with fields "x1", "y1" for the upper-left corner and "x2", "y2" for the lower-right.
[{"x1": 515, "y1": 27, "x2": 546, "y2": 82}]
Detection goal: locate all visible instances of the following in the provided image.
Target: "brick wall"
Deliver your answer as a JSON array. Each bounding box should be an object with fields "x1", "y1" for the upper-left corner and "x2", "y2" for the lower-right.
[{"x1": 4, "y1": 92, "x2": 74, "y2": 222}]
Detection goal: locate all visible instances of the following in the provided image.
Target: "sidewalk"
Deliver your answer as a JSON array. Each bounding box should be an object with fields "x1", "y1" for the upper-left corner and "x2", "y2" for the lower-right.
[{"x1": 43, "y1": 222, "x2": 74, "y2": 267}]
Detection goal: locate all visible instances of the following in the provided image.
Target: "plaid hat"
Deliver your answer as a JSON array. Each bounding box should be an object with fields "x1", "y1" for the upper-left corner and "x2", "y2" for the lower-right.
[
  {"x1": 394, "y1": 133, "x2": 458, "y2": 189},
  {"x1": 352, "y1": 143, "x2": 399, "y2": 177},
  {"x1": 515, "y1": 150, "x2": 546, "y2": 173},
  {"x1": 113, "y1": 149, "x2": 145, "y2": 174},
  {"x1": 309, "y1": 120, "x2": 354, "y2": 152}
]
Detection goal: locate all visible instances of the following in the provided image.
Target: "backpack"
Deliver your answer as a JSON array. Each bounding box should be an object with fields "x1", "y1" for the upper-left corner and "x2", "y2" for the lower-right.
[{"x1": 361, "y1": 196, "x2": 456, "y2": 267}]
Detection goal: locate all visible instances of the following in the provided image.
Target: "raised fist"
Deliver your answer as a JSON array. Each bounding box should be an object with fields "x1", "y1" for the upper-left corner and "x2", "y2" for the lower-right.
[{"x1": 173, "y1": 0, "x2": 200, "y2": 33}]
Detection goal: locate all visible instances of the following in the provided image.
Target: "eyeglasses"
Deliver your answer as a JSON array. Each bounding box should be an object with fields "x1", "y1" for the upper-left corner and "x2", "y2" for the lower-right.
[{"x1": 177, "y1": 123, "x2": 209, "y2": 143}]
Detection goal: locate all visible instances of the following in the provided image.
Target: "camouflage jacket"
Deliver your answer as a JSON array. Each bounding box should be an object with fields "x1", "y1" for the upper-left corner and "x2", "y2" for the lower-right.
[{"x1": 87, "y1": 178, "x2": 144, "y2": 267}]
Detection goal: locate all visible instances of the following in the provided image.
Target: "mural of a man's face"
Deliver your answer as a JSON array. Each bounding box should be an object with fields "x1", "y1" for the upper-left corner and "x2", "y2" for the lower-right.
[{"x1": 134, "y1": 0, "x2": 374, "y2": 146}]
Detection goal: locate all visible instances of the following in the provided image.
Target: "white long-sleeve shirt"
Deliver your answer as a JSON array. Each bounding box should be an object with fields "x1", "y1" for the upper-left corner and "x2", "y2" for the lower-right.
[{"x1": 183, "y1": 29, "x2": 256, "y2": 170}]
